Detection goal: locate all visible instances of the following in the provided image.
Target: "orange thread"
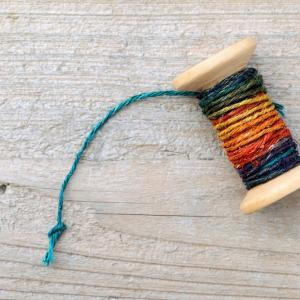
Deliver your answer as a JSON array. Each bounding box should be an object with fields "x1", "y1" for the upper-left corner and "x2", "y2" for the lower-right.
[
  {"x1": 228, "y1": 127, "x2": 291, "y2": 168},
  {"x1": 223, "y1": 116, "x2": 284, "y2": 151}
]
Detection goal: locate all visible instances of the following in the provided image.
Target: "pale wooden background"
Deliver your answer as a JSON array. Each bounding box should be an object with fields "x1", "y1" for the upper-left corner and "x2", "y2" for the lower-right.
[{"x1": 1, "y1": 1, "x2": 300, "y2": 299}]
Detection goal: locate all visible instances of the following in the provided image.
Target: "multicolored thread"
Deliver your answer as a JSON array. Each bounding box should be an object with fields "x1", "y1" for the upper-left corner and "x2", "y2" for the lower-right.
[
  {"x1": 42, "y1": 68, "x2": 300, "y2": 266},
  {"x1": 199, "y1": 68, "x2": 300, "y2": 189}
]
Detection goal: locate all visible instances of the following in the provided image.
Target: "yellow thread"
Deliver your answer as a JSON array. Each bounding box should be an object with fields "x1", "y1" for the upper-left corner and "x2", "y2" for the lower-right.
[
  {"x1": 208, "y1": 93, "x2": 270, "y2": 119},
  {"x1": 218, "y1": 109, "x2": 279, "y2": 141},
  {"x1": 215, "y1": 100, "x2": 273, "y2": 130}
]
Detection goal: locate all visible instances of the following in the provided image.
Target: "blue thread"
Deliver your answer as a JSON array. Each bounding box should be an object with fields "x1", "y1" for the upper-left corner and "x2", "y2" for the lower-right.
[
  {"x1": 42, "y1": 90, "x2": 201, "y2": 266},
  {"x1": 274, "y1": 102, "x2": 285, "y2": 117}
]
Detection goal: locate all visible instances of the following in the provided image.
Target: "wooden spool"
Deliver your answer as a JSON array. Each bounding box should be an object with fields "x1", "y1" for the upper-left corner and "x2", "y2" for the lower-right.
[{"x1": 172, "y1": 37, "x2": 300, "y2": 214}]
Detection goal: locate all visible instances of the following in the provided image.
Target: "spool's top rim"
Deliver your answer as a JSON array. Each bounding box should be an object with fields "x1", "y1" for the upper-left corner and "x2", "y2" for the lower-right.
[{"x1": 172, "y1": 37, "x2": 257, "y2": 92}]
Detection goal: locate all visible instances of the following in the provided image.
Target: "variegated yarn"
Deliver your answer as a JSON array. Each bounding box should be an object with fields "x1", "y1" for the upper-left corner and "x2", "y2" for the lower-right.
[{"x1": 199, "y1": 68, "x2": 300, "y2": 189}]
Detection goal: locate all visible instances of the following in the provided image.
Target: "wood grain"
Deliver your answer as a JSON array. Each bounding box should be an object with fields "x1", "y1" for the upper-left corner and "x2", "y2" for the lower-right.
[{"x1": 1, "y1": 1, "x2": 300, "y2": 299}]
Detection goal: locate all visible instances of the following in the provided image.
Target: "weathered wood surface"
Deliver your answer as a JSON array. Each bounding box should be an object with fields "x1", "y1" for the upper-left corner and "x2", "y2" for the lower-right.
[{"x1": 1, "y1": 1, "x2": 300, "y2": 299}]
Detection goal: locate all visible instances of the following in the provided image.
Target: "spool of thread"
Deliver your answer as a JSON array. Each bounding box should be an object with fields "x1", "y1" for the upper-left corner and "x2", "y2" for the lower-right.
[
  {"x1": 43, "y1": 37, "x2": 300, "y2": 266},
  {"x1": 173, "y1": 37, "x2": 300, "y2": 214}
]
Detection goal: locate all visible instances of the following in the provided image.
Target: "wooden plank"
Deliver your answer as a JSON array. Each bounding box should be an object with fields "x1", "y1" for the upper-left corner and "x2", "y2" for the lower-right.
[{"x1": 1, "y1": 1, "x2": 300, "y2": 299}]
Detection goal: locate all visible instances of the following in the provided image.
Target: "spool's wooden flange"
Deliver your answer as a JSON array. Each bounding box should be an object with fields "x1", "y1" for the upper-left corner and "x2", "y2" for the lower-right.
[
  {"x1": 240, "y1": 165, "x2": 300, "y2": 214},
  {"x1": 172, "y1": 37, "x2": 300, "y2": 214}
]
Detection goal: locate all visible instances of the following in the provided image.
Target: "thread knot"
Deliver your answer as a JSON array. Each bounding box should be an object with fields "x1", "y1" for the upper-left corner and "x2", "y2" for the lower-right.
[
  {"x1": 48, "y1": 222, "x2": 66, "y2": 238},
  {"x1": 42, "y1": 221, "x2": 67, "y2": 266}
]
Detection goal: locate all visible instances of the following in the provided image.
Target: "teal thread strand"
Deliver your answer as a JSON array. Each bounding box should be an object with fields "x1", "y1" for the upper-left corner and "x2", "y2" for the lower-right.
[{"x1": 42, "y1": 90, "x2": 201, "y2": 266}]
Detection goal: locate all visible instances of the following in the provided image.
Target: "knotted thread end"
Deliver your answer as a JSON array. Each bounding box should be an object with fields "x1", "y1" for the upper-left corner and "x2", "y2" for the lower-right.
[{"x1": 42, "y1": 222, "x2": 67, "y2": 266}]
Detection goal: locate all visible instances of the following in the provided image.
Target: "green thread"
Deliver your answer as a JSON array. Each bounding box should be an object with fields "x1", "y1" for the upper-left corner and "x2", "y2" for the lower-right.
[
  {"x1": 274, "y1": 102, "x2": 285, "y2": 117},
  {"x1": 203, "y1": 77, "x2": 266, "y2": 116},
  {"x1": 42, "y1": 89, "x2": 201, "y2": 266}
]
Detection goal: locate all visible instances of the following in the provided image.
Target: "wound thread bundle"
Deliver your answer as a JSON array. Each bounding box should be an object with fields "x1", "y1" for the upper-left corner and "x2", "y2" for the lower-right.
[
  {"x1": 43, "y1": 68, "x2": 300, "y2": 266},
  {"x1": 199, "y1": 68, "x2": 300, "y2": 189}
]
